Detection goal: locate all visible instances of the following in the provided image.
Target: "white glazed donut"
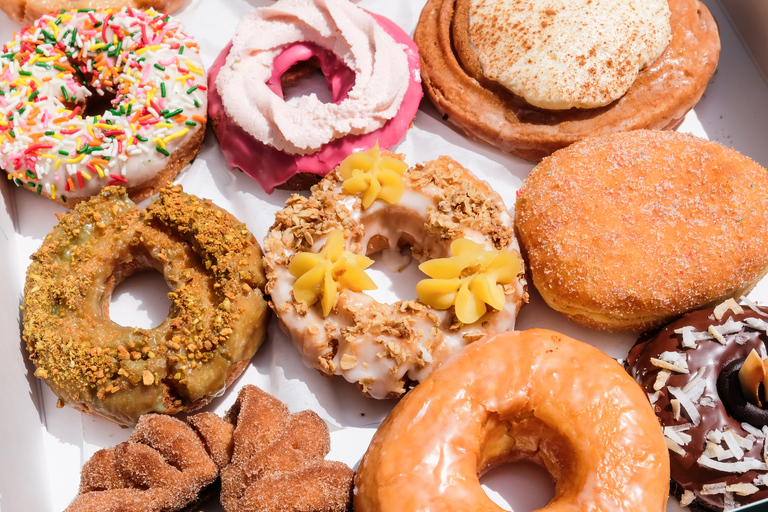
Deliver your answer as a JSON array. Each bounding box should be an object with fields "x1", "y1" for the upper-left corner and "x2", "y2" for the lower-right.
[
  {"x1": 263, "y1": 147, "x2": 527, "y2": 398},
  {"x1": 0, "y1": 8, "x2": 207, "y2": 207}
]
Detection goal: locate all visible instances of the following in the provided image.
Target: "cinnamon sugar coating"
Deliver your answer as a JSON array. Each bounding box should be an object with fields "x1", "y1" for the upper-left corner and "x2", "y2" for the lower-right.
[
  {"x1": 65, "y1": 414, "x2": 225, "y2": 512},
  {"x1": 220, "y1": 385, "x2": 354, "y2": 512},
  {"x1": 23, "y1": 185, "x2": 269, "y2": 426},
  {"x1": 515, "y1": 130, "x2": 768, "y2": 331}
]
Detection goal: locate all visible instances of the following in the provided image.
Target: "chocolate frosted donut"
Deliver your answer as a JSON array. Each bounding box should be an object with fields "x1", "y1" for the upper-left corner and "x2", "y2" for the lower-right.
[{"x1": 627, "y1": 300, "x2": 768, "y2": 512}]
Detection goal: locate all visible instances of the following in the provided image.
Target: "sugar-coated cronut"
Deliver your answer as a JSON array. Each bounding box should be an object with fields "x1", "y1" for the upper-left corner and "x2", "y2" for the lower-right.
[
  {"x1": 220, "y1": 385, "x2": 354, "y2": 512},
  {"x1": 627, "y1": 300, "x2": 768, "y2": 512},
  {"x1": 65, "y1": 413, "x2": 230, "y2": 512},
  {"x1": 515, "y1": 130, "x2": 768, "y2": 332},
  {"x1": 1, "y1": 0, "x2": 185, "y2": 26},
  {"x1": 1, "y1": 8, "x2": 207, "y2": 207},
  {"x1": 355, "y1": 329, "x2": 670, "y2": 512},
  {"x1": 263, "y1": 150, "x2": 527, "y2": 399},
  {"x1": 23, "y1": 185, "x2": 269, "y2": 426},
  {"x1": 415, "y1": 0, "x2": 719, "y2": 161}
]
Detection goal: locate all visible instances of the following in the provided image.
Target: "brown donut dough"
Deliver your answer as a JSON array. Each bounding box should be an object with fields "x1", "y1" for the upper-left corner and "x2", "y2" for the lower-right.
[
  {"x1": 415, "y1": 0, "x2": 720, "y2": 161},
  {"x1": 1, "y1": 0, "x2": 185, "y2": 26},
  {"x1": 514, "y1": 130, "x2": 768, "y2": 332}
]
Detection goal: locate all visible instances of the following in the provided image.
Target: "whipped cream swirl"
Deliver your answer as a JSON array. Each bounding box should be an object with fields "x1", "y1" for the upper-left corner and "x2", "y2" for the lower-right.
[{"x1": 216, "y1": 0, "x2": 410, "y2": 155}]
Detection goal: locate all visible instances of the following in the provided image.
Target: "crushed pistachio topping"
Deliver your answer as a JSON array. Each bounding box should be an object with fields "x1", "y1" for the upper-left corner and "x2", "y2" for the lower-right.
[
  {"x1": 339, "y1": 141, "x2": 408, "y2": 209},
  {"x1": 289, "y1": 230, "x2": 376, "y2": 316},
  {"x1": 416, "y1": 238, "x2": 522, "y2": 324}
]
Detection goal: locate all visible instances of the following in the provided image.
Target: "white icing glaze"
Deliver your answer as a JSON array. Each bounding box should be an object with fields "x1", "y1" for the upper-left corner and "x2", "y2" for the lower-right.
[
  {"x1": 216, "y1": 0, "x2": 409, "y2": 155},
  {"x1": 1, "y1": 8, "x2": 206, "y2": 202},
  {"x1": 264, "y1": 157, "x2": 526, "y2": 398},
  {"x1": 468, "y1": 0, "x2": 671, "y2": 109}
]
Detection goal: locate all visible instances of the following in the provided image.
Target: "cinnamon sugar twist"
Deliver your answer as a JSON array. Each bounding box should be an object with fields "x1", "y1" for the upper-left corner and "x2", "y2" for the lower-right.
[
  {"x1": 220, "y1": 385, "x2": 354, "y2": 512},
  {"x1": 64, "y1": 385, "x2": 354, "y2": 512},
  {"x1": 65, "y1": 413, "x2": 231, "y2": 512}
]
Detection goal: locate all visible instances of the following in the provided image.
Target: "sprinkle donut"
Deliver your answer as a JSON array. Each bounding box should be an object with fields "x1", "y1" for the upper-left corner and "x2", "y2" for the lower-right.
[
  {"x1": 627, "y1": 299, "x2": 768, "y2": 511},
  {"x1": 208, "y1": 0, "x2": 422, "y2": 192},
  {"x1": 263, "y1": 148, "x2": 527, "y2": 398},
  {"x1": 1, "y1": 8, "x2": 207, "y2": 207},
  {"x1": 354, "y1": 329, "x2": 670, "y2": 512},
  {"x1": 23, "y1": 185, "x2": 269, "y2": 426}
]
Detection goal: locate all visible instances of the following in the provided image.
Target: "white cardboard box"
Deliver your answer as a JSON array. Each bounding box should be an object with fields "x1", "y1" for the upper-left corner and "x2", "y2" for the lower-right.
[{"x1": 1, "y1": 0, "x2": 768, "y2": 511}]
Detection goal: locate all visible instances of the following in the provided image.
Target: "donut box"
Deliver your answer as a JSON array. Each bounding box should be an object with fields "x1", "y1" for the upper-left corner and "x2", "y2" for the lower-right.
[{"x1": 0, "y1": 0, "x2": 767, "y2": 511}]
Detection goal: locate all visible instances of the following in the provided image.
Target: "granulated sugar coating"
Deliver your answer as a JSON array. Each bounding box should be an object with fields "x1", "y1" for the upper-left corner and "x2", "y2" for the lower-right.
[{"x1": 515, "y1": 130, "x2": 768, "y2": 331}]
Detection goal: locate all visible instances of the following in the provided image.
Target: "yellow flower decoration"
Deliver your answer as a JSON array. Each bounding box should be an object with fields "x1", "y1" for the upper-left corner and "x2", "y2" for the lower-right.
[
  {"x1": 339, "y1": 141, "x2": 408, "y2": 209},
  {"x1": 416, "y1": 239, "x2": 523, "y2": 324},
  {"x1": 289, "y1": 230, "x2": 377, "y2": 317}
]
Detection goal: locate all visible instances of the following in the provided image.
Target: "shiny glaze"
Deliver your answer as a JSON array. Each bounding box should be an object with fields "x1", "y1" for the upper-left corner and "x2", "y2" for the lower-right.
[{"x1": 355, "y1": 330, "x2": 669, "y2": 511}]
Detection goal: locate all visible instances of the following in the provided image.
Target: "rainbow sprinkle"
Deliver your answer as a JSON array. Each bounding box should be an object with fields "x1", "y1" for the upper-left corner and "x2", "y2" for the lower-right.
[{"x1": 0, "y1": 8, "x2": 207, "y2": 202}]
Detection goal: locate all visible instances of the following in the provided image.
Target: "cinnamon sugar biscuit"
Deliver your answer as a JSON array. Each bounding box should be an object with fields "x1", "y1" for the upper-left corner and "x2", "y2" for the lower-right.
[
  {"x1": 415, "y1": 0, "x2": 720, "y2": 161},
  {"x1": 515, "y1": 130, "x2": 768, "y2": 331}
]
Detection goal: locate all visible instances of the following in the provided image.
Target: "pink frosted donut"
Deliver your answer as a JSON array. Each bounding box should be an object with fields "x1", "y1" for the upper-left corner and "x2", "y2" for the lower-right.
[{"x1": 208, "y1": 0, "x2": 422, "y2": 192}]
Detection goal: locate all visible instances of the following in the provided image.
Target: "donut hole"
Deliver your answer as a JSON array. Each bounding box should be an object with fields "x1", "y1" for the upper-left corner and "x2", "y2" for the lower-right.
[
  {"x1": 108, "y1": 268, "x2": 172, "y2": 329},
  {"x1": 82, "y1": 88, "x2": 119, "y2": 118},
  {"x1": 364, "y1": 240, "x2": 429, "y2": 305},
  {"x1": 480, "y1": 461, "x2": 555, "y2": 512},
  {"x1": 282, "y1": 64, "x2": 335, "y2": 106}
]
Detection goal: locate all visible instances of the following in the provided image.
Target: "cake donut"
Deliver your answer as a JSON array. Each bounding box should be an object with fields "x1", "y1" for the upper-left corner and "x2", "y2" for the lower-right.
[
  {"x1": 1, "y1": 0, "x2": 186, "y2": 26},
  {"x1": 208, "y1": 0, "x2": 422, "y2": 192},
  {"x1": 355, "y1": 329, "x2": 670, "y2": 512},
  {"x1": 415, "y1": 0, "x2": 719, "y2": 161},
  {"x1": 515, "y1": 130, "x2": 768, "y2": 332},
  {"x1": 627, "y1": 300, "x2": 768, "y2": 512},
  {"x1": 263, "y1": 148, "x2": 527, "y2": 398},
  {"x1": 23, "y1": 185, "x2": 269, "y2": 426},
  {"x1": 1, "y1": 8, "x2": 207, "y2": 207}
]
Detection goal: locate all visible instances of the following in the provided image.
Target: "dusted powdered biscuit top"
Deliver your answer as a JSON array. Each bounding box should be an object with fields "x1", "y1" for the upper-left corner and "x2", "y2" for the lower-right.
[
  {"x1": 515, "y1": 130, "x2": 768, "y2": 332},
  {"x1": 468, "y1": 0, "x2": 671, "y2": 109}
]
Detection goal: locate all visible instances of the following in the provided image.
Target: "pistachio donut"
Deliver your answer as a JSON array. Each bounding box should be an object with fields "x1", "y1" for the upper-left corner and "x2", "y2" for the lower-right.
[
  {"x1": 263, "y1": 147, "x2": 527, "y2": 398},
  {"x1": 23, "y1": 185, "x2": 269, "y2": 426}
]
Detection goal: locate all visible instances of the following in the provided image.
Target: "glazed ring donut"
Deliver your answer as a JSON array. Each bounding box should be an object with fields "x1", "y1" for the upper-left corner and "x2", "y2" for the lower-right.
[
  {"x1": 627, "y1": 300, "x2": 768, "y2": 512},
  {"x1": 354, "y1": 329, "x2": 670, "y2": 512},
  {"x1": 263, "y1": 149, "x2": 527, "y2": 398},
  {"x1": 414, "y1": 0, "x2": 719, "y2": 161},
  {"x1": 23, "y1": 185, "x2": 269, "y2": 426},
  {"x1": 1, "y1": 8, "x2": 207, "y2": 207},
  {"x1": 208, "y1": 0, "x2": 422, "y2": 192},
  {"x1": 515, "y1": 130, "x2": 768, "y2": 332},
  {"x1": 1, "y1": 0, "x2": 186, "y2": 26}
]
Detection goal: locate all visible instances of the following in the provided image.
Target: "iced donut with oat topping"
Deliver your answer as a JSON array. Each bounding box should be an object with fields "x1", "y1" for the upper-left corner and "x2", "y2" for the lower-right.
[
  {"x1": 263, "y1": 147, "x2": 527, "y2": 398},
  {"x1": 1, "y1": 8, "x2": 207, "y2": 207},
  {"x1": 208, "y1": 0, "x2": 422, "y2": 192}
]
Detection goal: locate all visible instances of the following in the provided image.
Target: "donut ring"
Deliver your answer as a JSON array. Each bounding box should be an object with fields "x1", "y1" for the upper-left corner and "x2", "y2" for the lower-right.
[
  {"x1": 414, "y1": 0, "x2": 719, "y2": 161},
  {"x1": 208, "y1": 0, "x2": 422, "y2": 192},
  {"x1": 515, "y1": 130, "x2": 768, "y2": 332},
  {"x1": 627, "y1": 301, "x2": 768, "y2": 511},
  {"x1": 354, "y1": 329, "x2": 670, "y2": 512},
  {"x1": 263, "y1": 151, "x2": 526, "y2": 398},
  {"x1": 1, "y1": 8, "x2": 207, "y2": 207},
  {"x1": 23, "y1": 185, "x2": 269, "y2": 426}
]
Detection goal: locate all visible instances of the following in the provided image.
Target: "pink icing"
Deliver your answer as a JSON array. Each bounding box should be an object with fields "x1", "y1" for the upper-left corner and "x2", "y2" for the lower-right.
[{"x1": 207, "y1": 11, "x2": 423, "y2": 193}]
